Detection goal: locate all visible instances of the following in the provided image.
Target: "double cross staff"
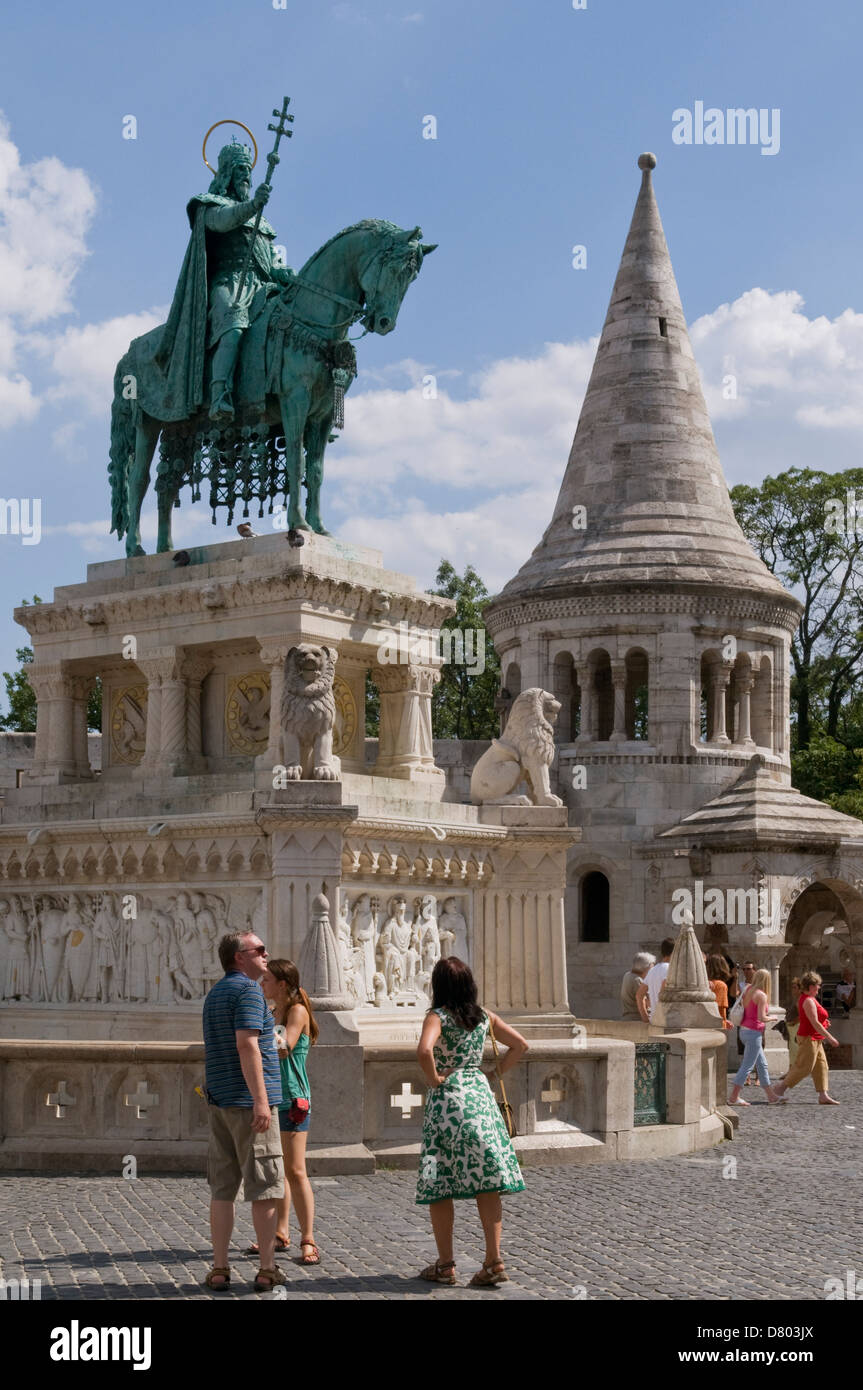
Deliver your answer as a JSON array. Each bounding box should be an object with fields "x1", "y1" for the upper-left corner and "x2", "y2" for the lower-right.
[{"x1": 233, "y1": 94, "x2": 294, "y2": 304}]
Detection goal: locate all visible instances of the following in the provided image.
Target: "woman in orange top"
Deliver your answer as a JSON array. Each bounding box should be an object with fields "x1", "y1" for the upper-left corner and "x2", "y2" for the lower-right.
[
  {"x1": 706, "y1": 954, "x2": 733, "y2": 1029},
  {"x1": 774, "y1": 972, "x2": 840, "y2": 1105}
]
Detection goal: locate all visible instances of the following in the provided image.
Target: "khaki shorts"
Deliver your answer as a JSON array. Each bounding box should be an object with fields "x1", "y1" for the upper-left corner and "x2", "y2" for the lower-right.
[{"x1": 207, "y1": 1105, "x2": 285, "y2": 1202}]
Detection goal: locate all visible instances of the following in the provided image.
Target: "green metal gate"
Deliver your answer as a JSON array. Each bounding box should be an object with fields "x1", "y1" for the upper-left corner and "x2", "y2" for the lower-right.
[{"x1": 634, "y1": 1042, "x2": 668, "y2": 1126}]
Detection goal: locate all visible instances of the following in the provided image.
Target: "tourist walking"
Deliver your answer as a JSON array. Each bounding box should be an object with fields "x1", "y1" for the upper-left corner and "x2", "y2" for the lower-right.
[
  {"x1": 637, "y1": 938, "x2": 674, "y2": 1022},
  {"x1": 706, "y1": 954, "x2": 733, "y2": 1029},
  {"x1": 258, "y1": 958, "x2": 321, "y2": 1263},
  {"x1": 621, "y1": 951, "x2": 655, "y2": 1021},
  {"x1": 202, "y1": 931, "x2": 285, "y2": 1293},
  {"x1": 728, "y1": 968, "x2": 784, "y2": 1106},
  {"x1": 734, "y1": 959, "x2": 758, "y2": 1082},
  {"x1": 773, "y1": 973, "x2": 841, "y2": 1105},
  {"x1": 415, "y1": 957, "x2": 526, "y2": 1287}
]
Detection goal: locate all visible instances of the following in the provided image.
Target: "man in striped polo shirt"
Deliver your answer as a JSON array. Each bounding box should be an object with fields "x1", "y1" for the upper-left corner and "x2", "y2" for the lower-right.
[{"x1": 203, "y1": 929, "x2": 285, "y2": 1291}]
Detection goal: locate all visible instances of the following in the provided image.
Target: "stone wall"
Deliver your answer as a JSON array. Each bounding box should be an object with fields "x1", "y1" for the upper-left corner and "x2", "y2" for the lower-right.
[
  {"x1": 0, "y1": 732, "x2": 101, "y2": 797},
  {"x1": 364, "y1": 737, "x2": 488, "y2": 802}
]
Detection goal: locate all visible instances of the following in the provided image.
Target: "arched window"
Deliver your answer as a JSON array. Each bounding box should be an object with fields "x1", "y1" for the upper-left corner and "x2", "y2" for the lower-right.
[
  {"x1": 580, "y1": 871, "x2": 610, "y2": 942},
  {"x1": 591, "y1": 651, "x2": 613, "y2": 742},
  {"x1": 553, "y1": 652, "x2": 579, "y2": 741},
  {"x1": 625, "y1": 648, "x2": 649, "y2": 740},
  {"x1": 752, "y1": 656, "x2": 773, "y2": 750},
  {"x1": 504, "y1": 661, "x2": 521, "y2": 700}
]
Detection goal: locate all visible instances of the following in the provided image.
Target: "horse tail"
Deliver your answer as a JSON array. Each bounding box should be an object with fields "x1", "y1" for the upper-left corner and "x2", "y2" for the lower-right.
[{"x1": 108, "y1": 351, "x2": 137, "y2": 541}]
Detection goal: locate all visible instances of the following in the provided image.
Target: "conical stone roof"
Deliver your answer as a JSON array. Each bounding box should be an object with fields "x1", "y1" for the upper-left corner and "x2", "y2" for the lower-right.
[
  {"x1": 495, "y1": 155, "x2": 797, "y2": 610},
  {"x1": 659, "y1": 755, "x2": 863, "y2": 849}
]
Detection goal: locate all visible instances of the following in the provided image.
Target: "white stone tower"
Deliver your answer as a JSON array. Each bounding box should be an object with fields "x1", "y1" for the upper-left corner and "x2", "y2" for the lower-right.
[{"x1": 483, "y1": 154, "x2": 803, "y2": 1014}]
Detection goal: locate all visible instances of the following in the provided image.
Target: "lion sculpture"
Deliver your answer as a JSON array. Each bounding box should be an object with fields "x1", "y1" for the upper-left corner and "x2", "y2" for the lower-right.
[
  {"x1": 470, "y1": 688, "x2": 563, "y2": 807},
  {"x1": 280, "y1": 644, "x2": 340, "y2": 781}
]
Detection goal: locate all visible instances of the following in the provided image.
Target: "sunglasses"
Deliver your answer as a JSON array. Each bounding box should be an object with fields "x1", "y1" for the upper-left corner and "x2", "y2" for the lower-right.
[{"x1": 239, "y1": 945, "x2": 268, "y2": 957}]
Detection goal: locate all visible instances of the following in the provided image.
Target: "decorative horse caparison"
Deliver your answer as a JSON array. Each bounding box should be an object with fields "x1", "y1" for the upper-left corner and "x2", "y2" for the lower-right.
[{"x1": 108, "y1": 220, "x2": 436, "y2": 557}]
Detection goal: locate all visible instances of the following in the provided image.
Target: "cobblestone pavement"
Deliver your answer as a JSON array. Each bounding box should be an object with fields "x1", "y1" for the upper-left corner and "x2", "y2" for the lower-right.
[{"x1": 1, "y1": 1075, "x2": 861, "y2": 1301}]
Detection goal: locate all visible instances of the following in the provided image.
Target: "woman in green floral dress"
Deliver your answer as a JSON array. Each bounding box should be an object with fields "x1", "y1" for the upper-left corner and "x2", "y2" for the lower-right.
[{"x1": 416, "y1": 957, "x2": 527, "y2": 1287}]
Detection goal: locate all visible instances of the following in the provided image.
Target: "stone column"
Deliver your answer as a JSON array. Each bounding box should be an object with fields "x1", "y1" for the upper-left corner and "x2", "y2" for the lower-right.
[
  {"x1": 609, "y1": 660, "x2": 627, "y2": 743},
  {"x1": 709, "y1": 665, "x2": 732, "y2": 744},
  {"x1": 26, "y1": 664, "x2": 58, "y2": 778},
  {"x1": 183, "y1": 657, "x2": 211, "y2": 770},
  {"x1": 574, "y1": 663, "x2": 595, "y2": 743},
  {"x1": 736, "y1": 673, "x2": 755, "y2": 747},
  {"x1": 495, "y1": 689, "x2": 513, "y2": 735},
  {"x1": 71, "y1": 676, "x2": 95, "y2": 780},
  {"x1": 25, "y1": 663, "x2": 77, "y2": 781},
  {"x1": 136, "y1": 657, "x2": 163, "y2": 771},
  {"x1": 473, "y1": 807, "x2": 578, "y2": 1023},
  {"x1": 373, "y1": 663, "x2": 444, "y2": 786},
  {"x1": 751, "y1": 942, "x2": 792, "y2": 1008},
  {"x1": 255, "y1": 642, "x2": 292, "y2": 775},
  {"x1": 851, "y1": 947, "x2": 863, "y2": 1012},
  {"x1": 159, "y1": 672, "x2": 188, "y2": 762},
  {"x1": 137, "y1": 648, "x2": 186, "y2": 772}
]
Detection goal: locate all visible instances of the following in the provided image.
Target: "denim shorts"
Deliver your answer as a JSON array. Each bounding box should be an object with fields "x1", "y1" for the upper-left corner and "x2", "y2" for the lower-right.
[{"x1": 279, "y1": 1104, "x2": 311, "y2": 1134}]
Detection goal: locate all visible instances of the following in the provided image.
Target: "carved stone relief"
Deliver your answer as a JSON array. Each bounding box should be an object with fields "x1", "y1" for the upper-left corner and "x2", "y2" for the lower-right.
[
  {"x1": 0, "y1": 890, "x2": 263, "y2": 1005},
  {"x1": 226, "y1": 672, "x2": 271, "y2": 754},
  {"x1": 332, "y1": 675, "x2": 358, "y2": 757},
  {"x1": 110, "y1": 686, "x2": 147, "y2": 765},
  {"x1": 336, "y1": 888, "x2": 471, "y2": 1009}
]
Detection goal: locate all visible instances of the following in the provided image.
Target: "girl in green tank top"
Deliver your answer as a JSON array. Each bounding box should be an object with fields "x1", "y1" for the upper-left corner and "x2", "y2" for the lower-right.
[{"x1": 261, "y1": 959, "x2": 320, "y2": 1265}]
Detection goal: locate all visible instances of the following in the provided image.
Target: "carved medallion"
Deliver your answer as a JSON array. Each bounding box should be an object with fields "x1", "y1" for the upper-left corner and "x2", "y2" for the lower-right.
[
  {"x1": 333, "y1": 675, "x2": 358, "y2": 757},
  {"x1": 226, "y1": 672, "x2": 271, "y2": 754},
  {"x1": 110, "y1": 686, "x2": 147, "y2": 765}
]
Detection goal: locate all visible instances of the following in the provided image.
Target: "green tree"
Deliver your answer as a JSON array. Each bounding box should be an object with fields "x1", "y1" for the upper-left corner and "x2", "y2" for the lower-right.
[
  {"x1": 0, "y1": 598, "x2": 102, "y2": 732},
  {"x1": 365, "y1": 668, "x2": 380, "y2": 737},
  {"x1": 429, "y1": 560, "x2": 500, "y2": 739},
  {"x1": 731, "y1": 468, "x2": 863, "y2": 753}
]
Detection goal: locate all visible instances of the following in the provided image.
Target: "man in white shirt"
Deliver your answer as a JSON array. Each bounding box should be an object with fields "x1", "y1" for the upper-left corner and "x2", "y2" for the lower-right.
[{"x1": 637, "y1": 938, "x2": 675, "y2": 1022}]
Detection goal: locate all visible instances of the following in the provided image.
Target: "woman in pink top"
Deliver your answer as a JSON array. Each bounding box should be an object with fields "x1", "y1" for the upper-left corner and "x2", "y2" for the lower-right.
[{"x1": 728, "y1": 969, "x2": 785, "y2": 1106}]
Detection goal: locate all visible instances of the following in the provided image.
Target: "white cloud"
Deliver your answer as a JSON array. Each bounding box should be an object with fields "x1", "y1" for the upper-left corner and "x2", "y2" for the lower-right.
[
  {"x1": 0, "y1": 113, "x2": 96, "y2": 326},
  {"x1": 691, "y1": 288, "x2": 863, "y2": 430},
  {"x1": 36, "y1": 309, "x2": 165, "y2": 416},
  {"x1": 329, "y1": 339, "x2": 594, "y2": 505},
  {"x1": 0, "y1": 112, "x2": 98, "y2": 429},
  {"x1": 339, "y1": 486, "x2": 559, "y2": 591}
]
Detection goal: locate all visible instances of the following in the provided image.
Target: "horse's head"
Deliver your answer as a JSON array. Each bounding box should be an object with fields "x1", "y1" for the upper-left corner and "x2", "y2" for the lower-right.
[{"x1": 359, "y1": 224, "x2": 437, "y2": 335}]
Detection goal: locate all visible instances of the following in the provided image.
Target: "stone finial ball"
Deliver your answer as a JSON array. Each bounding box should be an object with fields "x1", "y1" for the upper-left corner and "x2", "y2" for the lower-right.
[{"x1": 638, "y1": 152, "x2": 657, "y2": 170}]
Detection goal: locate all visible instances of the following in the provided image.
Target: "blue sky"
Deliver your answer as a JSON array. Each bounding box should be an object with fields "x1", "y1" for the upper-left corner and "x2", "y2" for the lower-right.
[{"x1": 2, "y1": 0, "x2": 863, "y2": 692}]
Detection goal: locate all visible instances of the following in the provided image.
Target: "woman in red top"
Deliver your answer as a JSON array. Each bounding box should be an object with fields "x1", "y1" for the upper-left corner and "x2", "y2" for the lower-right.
[{"x1": 773, "y1": 972, "x2": 840, "y2": 1105}]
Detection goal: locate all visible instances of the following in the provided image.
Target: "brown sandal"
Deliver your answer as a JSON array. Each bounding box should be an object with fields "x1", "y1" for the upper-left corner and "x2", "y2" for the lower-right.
[
  {"x1": 253, "y1": 1265, "x2": 286, "y2": 1292},
  {"x1": 204, "y1": 1265, "x2": 231, "y2": 1291},
  {"x1": 245, "y1": 1236, "x2": 290, "y2": 1255},
  {"x1": 419, "y1": 1259, "x2": 456, "y2": 1285},
  {"x1": 300, "y1": 1241, "x2": 321, "y2": 1265},
  {"x1": 469, "y1": 1259, "x2": 508, "y2": 1287}
]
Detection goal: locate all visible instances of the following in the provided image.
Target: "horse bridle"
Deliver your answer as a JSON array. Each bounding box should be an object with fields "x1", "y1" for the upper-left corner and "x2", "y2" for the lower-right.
[{"x1": 285, "y1": 236, "x2": 416, "y2": 342}]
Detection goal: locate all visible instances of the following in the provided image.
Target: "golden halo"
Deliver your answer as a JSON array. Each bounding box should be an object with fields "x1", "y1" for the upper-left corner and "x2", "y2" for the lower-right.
[{"x1": 202, "y1": 119, "x2": 258, "y2": 174}]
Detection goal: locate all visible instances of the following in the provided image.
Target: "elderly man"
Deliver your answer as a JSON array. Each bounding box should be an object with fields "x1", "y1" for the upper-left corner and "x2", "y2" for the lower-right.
[
  {"x1": 202, "y1": 929, "x2": 285, "y2": 1292},
  {"x1": 620, "y1": 951, "x2": 655, "y2": 1021}
]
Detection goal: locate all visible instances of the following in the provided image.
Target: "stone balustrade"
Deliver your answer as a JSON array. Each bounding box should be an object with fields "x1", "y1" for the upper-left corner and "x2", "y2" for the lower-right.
[{"x1": 0, "y1": 1028, "x2": 728, "y2": 1173}]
